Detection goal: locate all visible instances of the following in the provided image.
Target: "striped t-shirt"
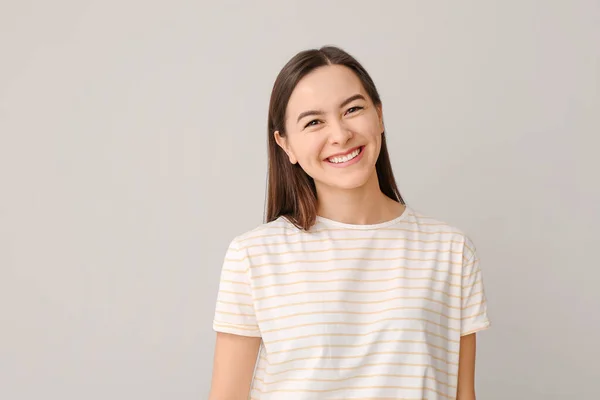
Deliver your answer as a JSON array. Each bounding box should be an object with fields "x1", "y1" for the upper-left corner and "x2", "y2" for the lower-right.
[{"x1": 212, "y1": 205, "x2": 491, "y2": 399}]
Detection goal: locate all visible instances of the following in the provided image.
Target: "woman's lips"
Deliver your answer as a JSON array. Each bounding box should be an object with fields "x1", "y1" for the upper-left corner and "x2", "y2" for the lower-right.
[{"x1": 325, "y1": 146, "x2": 365, "y2": 167}]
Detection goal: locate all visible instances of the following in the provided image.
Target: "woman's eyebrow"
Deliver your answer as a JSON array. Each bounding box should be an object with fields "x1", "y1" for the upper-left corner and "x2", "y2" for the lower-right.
[
  {"x1": 296, "y1": 109, "x2": 323, "y2": 124},
  {"x1": 339, "y1": 94, "x2": 365, "y2": 108},
  {"x1": 296, "y1": 94, "x2": 366, "y2": 123}
]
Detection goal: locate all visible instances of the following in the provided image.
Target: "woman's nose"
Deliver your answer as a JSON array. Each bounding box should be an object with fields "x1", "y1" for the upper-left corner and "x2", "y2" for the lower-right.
[{"x1": 328, "y1": 120, "x2": 354, "y2": 145}]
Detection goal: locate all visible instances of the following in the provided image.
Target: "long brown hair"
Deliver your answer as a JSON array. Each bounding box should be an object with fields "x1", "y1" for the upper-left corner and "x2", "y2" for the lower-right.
[{"x1": 266, "y1": 46, "x2": 404, "y2": 230}]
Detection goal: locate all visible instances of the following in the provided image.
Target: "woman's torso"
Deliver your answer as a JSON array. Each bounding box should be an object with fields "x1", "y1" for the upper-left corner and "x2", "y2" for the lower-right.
[{"x1": 233, "y1": 206, "x2": 480, "y2": 399}]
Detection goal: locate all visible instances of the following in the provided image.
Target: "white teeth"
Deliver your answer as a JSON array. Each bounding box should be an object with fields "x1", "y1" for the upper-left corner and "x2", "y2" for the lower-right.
[{"x1": 328, "y1": 148, "x2": 361, "y2": 164}]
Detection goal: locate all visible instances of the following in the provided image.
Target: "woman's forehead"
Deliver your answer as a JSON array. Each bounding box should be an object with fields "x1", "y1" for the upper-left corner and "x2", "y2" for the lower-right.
[{"x1": 288, "y1": 65, "x2": 366, "y2": 110}]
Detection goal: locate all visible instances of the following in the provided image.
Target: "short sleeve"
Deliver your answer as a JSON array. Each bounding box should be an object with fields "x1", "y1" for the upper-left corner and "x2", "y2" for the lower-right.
[
  {"x1": 212, "y1": 238, "x2": 261, "y2": 337},
  {"x1": 460, "y1": 237, "x2": 491, "y2": 336}
]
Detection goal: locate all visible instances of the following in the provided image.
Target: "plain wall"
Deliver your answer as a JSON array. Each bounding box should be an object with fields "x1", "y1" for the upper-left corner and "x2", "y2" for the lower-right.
[{"x1": 1, "y1": 1, "x2": 599, "y2": 398}]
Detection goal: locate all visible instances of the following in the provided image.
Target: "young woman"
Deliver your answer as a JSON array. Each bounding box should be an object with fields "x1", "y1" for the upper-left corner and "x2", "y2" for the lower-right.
[{"x1": 209, "y1": 46, "x2": 491, "y2": 400}]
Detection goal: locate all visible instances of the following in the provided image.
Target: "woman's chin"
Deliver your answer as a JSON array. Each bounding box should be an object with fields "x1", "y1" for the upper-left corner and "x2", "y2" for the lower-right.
[{"x1": 315, "y1": 170, "x2": 376, "y2": 192}]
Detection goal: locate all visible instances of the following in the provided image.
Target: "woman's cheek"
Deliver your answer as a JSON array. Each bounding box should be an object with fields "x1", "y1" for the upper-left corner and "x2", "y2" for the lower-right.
[{"x1": 308, "y1": 139, "x2": 328, "y2": 163}]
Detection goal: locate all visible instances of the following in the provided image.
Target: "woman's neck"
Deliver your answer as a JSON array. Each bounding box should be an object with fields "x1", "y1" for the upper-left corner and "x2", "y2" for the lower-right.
[{"x1": 315, "y1": 176, "x2": 405, "y2": 225}]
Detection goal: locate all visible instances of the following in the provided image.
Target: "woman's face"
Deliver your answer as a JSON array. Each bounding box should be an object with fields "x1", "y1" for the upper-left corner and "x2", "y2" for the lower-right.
[{"x1": 275, "y1": 65, "x2": 384, "y2": 193}]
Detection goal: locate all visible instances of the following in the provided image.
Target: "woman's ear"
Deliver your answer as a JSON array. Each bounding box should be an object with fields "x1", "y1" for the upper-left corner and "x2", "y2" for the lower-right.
[{"x1": 274, "y1": 131, "x2": 298, "y2": 164}]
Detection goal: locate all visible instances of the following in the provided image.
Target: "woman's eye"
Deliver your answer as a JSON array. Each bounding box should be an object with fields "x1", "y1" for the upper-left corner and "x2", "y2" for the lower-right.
[
  {"x1": 305, "y1": 120, "x2": 320, "y2": 128},
  {"x1": 346, "y1": 106, "x2": 363, "y2": 114}
]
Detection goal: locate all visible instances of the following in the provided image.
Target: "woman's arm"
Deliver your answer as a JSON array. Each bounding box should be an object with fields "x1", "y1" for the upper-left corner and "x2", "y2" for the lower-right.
[
  {"x1": 456, "y1": 333, "x2": 477, "y2": 400},
  {"x1": 209, "y1": 332, "x2": 262, "y2": 400}
]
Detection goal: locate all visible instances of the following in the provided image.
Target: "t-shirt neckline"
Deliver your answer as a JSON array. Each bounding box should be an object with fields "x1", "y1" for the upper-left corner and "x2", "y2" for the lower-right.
[{"x1": 315, "y1": 204, "x2": 410, "y2": 230}]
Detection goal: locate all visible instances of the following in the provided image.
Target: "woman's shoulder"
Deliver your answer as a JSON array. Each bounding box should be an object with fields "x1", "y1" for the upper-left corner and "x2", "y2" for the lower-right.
[
  {"x1": 406, "y1": 206, "x2": 476, "y2": 248},
  {"x1": 226, "y1": 216, "x2": 300, "y2": 249}
]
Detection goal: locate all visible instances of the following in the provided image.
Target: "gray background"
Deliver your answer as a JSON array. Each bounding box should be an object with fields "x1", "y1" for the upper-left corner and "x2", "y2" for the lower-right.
[{"x1": 1, "y1": 1, "x2": 599, "y2": 398}]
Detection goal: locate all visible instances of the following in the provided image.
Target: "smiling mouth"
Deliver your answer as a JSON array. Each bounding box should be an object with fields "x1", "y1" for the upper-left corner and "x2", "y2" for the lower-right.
[{"x1": 326, "y1": 146, "x2": 364, "y2": 164}]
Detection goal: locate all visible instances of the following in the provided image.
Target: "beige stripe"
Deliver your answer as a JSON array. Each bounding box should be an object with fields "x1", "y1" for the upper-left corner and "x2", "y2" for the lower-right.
[
  {"x1": 260, "y1": 351, "x2": 457, "y2": 367},
  {"x1": 255, "y1": 296, "x2": 461, "y2": 313},
  {"x1": 222, "y1": 268, "x2": 248, "y2": 275},
  {"x1": 239, "y1": 227, "x2": 465, "y2": 243},
  {"x1": 259, "y1": 306, "x2": 459, "y2": 324},
  {"x1": 215, "y1": 310, "x2": 255, "y2": 318},
  {"x1": 239, "y1": 236, "x2": 466, "y2": 251},
  {"x1": 218, "y1": 289, "x2": 251, "y2": 297},
  {"x1": 462, "y1": 258, "x2": 477, "y2": 268},
  {"x1": 217, "y1": 300, "x2": 253, "y2": 308},
  {"x1": 260, "y1": 317, "x2": 461, "y2": 335},
  {"x1": 256, "y1": 362, "x2": 458, "y2": 378},
  {"x1": 246, "y1": 266, "x2": 463, "y2": 279},
  {"x1": 267, "y1": 339, "x2": 459, "y2": 356},
  {"x1": 462, "y1": 268, "x2": 480, "y2": 279},
  {"x1": 243, "y1": 255, "x2": 463, "y2": 269},
  {"x1": 461, "y1": 298, "x2": 485, "y2": 310},
  {"x1": 254, "y1": 286, "x2": 461, "y2": 302},
  {"x1": 463, "y1": 289, "x2": 484, "y2": 300},
  {"x1": 252, "y1": 277, "x2": 461, "y2": 291},
  {"x1": 264, "y1": 328, "x2": 459, "y2": 346},
  {"x1": 254, "y1": 372, "x2": 455, "y2": 389},
  {"x1": 252, "y1": 382, "x2": 452, "y2": 398},
  {"x1": 326, "y1": 397, "x2": 423, "y2": 400},
  {"x1": 221, "y1": 279, "x2": 248, "y2": 286},
  {"x1": 462, "y1": 309, "x2": 487, "y2": 320},
  {"x1": 244, "y1": 246, "x2": 463, "y2": 259},
  {"x1": 254, "y1": 280, "x2": 481, "y2": 302},
  {"x1": 464, "y1": 243, "x2": 475, "y2": 257}
]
